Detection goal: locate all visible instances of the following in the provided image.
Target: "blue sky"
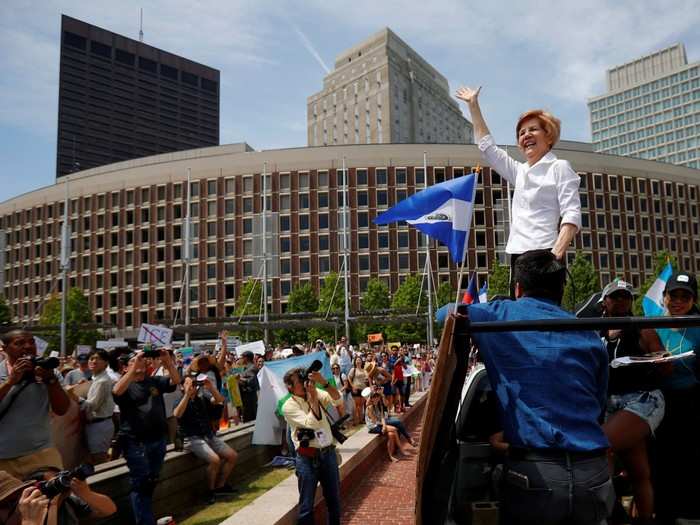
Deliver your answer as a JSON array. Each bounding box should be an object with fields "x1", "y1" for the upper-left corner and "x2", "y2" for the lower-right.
[{"x1": 1, "y1": 0, "x2": 699, "y2": 203}]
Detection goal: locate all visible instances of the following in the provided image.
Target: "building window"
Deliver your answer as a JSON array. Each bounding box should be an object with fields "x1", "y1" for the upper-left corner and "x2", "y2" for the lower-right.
[{"x1": 376, "y1": 168, "x2": 387, "y2": 185}]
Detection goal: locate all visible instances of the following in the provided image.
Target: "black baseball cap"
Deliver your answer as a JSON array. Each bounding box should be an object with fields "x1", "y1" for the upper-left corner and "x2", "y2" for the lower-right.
[{"x1": 664, "y1": 271, "x2": 698, "y2": 299}]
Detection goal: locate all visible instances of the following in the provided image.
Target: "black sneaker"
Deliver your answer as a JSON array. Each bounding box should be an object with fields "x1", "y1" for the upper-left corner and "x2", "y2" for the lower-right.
[
  {"x1": 206, "y1": 491, "x2": 216, "y2": 504},
  {"x1": 214, "y1": 483, "x2": 238, "y2": 495}
]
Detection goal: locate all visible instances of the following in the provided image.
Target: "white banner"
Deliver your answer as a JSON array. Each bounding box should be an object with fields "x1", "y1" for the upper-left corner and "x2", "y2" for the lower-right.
[
  {"x1": 76, "y1": 345, "x2": 92, "y2": 356},
  {"x1": 96, "y1": 339, "x2": 130, "y2": 349}
]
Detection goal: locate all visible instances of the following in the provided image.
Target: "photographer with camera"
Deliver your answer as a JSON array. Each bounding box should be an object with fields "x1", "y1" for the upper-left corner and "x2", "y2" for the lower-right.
[
  {"x1": 0, "y1": 330, "x2": 70, "y2": 480},
  {"x1": 21, "y1": 463, "x2": 116, "y2": 524},
  {"x1": 173, "y1": 374, "x2": 238, "y2": 504},
  {"x1": 281, "y1": 363, "x2": 344, "y2": 525},
  {"x1": 112, "y1": 349, "x2": 180, "y2": 525}
]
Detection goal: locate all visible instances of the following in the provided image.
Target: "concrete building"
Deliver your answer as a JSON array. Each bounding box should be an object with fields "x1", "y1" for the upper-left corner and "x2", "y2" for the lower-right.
[
  {"x1": 2, "y1": 142, "x2": 699, "y2": 329},
  {"x1": 56, "y1": 15, "x2": 220, "y2": 178},
  {"x1": 588, "y1": 43, "x2": 700, "y2": 168},
  {"x1": 307, "y1": 28, "x2": 472, "y2": 147}
]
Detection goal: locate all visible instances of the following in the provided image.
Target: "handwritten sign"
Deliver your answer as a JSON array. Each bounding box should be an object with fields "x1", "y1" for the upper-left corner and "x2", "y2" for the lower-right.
[
  {"x1": 137, "y1": 324, "x2": 173, "y2": 347},
  {"x1": 96, "y1": 339, "x2": 129, "y2": 349},
  {"x1": 235, "y1": 340, "x2": 266, "y2": 356}
]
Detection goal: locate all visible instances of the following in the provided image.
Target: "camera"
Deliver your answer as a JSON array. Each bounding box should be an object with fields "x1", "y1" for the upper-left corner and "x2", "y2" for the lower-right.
[
  {"x1": 29, "y1": 356, "x2": 60, "y2": 370},
  {"x1": 299, "y1": 359, "x2": 324, "y2": 383},
  {"x1": 330, "y1": 414, "x2": 350, "y2": 444},
  {"x1": 296, "y1": 428, "x2": 316, "y2": 448},
  {"x1": 142, "y1": 349, "x2": 161, "y2": 358},
  {"x1": 36, "y1": 463, "x2": 95, "y2": 498}
]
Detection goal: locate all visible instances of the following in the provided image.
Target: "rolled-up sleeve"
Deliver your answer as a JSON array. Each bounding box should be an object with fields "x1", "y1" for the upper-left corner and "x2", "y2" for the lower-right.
[
  {"x1": 555, "y1": 160, "x2": 582, "y2": 230},
  {"x1": 478, "y1": 134, "x2": 519, "y2": 185},
  {"x1": 282, "y1": 394, "x2": 326, "y2": 430}
]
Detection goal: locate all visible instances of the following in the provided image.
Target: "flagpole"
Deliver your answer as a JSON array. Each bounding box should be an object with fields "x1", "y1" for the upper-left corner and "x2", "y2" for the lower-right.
[
  {"x1": 60, "y1": 179, "x2": 70, "y2": 357},
  {"x1": 455, "y1": 168, "x2": 481, "y2": 306},
  {"x1": 184, "y1": 168, "x2": 192, "y2": 347},
  {"x1": 342, "y1": 156, "x2": 350, "y2": 341},
  {"x1": 424, "y1": 152, "x2": 433, "y2": 349},
  {"x1": 262, "y1": 162, "x2": 269, "y2": 343}
]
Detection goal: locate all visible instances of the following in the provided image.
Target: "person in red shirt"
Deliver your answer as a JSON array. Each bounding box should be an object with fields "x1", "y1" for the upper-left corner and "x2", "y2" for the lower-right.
[{"x1": 391, "y1": 359, "x2": 405, "y2": 414}]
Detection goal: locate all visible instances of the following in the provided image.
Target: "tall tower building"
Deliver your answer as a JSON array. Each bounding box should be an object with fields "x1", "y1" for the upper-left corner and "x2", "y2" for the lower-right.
[
  {"x1": 307, "y1": 27, "x2": 472, "y2": 147},
  {"x1": 588, "y1": 43, "x2": 700, "y2": 169},
  {"x1": 56, "y1": 15, "x2": 220, "y2": 178}
]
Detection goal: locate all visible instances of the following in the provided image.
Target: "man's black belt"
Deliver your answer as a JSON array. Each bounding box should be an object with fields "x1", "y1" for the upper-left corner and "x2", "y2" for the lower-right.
[{"x1": 508, "y1": 447, "x2": 606, "y2": 461}]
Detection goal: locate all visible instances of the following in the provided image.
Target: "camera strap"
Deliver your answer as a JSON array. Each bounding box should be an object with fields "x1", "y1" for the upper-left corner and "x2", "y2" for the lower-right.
[{"x1": 0, "y1": 379, "x2": 33, "y2": 423}]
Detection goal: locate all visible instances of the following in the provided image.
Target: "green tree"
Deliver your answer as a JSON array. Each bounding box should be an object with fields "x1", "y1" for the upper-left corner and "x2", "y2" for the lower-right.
[
  {"x1": 386, "y1": 274, "x2": 426, "y2": 343},
  {"x1": 562, "y1": 251, "x2": 600, "y2": 311},
  {"x1": 39, "y1": 288, "x2": 100, "y2": 355},
  {"x1": 234, "y1": 278, "x2": 264, "y2": 341},
  {"x1": 355, "y1": 278, "x2": 391, "y2": 343},
  {"x1": 487, "y1": 258, "x2": 510, "y2": 299},
  {"x1": 633, "y1": 250, "x2": 678, "y2": 315},
  {"x1": 276, "y1": 282, "x2": 319, "y2": 345},
  {"x1": 0, "y1": 296, "x2": 13, "y2": 325},
  {"x1": 309, "y1": 272, "x2": 346, "y2": 343},
  {"x1": 435, "y1": 281, "x2": 454, "y2": 307}
]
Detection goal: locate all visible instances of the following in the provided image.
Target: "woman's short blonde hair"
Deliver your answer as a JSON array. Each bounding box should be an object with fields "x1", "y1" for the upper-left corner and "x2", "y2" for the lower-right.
[{"x1": 516, "y1": 109, "x2": 561, "y2": 150}]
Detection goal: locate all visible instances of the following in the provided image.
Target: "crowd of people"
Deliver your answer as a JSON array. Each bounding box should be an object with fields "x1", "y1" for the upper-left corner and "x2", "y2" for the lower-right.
[{"x1": 0, "y1": 327, "x2": 435, "y2": 524}]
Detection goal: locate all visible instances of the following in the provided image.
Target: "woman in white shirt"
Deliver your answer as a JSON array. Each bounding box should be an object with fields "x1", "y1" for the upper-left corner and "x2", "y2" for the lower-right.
[{"x1": 456, "y1": 86, "x2": 581, "y2": 295}]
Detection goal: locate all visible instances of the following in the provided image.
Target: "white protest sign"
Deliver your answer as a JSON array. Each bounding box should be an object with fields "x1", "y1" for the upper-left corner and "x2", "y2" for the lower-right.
[
  {"x1": 76, "y1": 345, "x2": 92, "y2": 356},
  {"x1": 235, "y1": 340, "x2": 266, "y2": 356},
  {"x1": 137, "y1": 324, "x2": 173, "y2": 347},
  {"x1": 228, "y1": 336, "x2": 242, "y2": 348},
  {"x1": 96, "y1": 339, "x2": 130, "y2": 349},
  {"x1": 34, "y1": 337, "x2": 49, "y2": 356}
]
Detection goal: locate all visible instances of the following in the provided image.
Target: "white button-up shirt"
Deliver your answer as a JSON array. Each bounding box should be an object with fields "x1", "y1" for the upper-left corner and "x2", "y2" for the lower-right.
[{"x1": 478, "y1": 134, "x2": 581, "y2": 255}]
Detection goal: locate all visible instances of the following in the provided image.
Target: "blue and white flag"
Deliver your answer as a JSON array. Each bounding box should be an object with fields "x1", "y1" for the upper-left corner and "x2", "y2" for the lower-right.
[
  {"x1": 374, "y1": 172, "x2": 478, "y2": 263},
  {"x1": 478, "y1": 281, "x2": 488, "y2": 303},
  {"x1": 643, "y1": 262, "x2": 674, "y2": 316}
]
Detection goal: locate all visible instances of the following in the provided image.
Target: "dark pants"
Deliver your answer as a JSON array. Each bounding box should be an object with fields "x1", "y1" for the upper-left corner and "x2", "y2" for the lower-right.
[
  {"x1": 122, "y1": 436, "x2": 167, "y2": 525},
  {"x1": 402, "y1": 376, "x2": 412, "y2": 406},
  {"x1": 385, "y1": 417, "x2": 411, "y2": 442},
  {"x1": 241, "y1": 391, "x2": 258, "y2": 422},
  {"x1": 653, "y1": 386, "x2": 700, "y2": 523},
  {"x1": 500, "y1": 452, "x2": 614, "y2": 525},
  {"x1": 509, "y1": 253, "x2": 522, "y2": 298},
  {"x1": 295, "y1": 447, "x2": 341, "y2": 525}
]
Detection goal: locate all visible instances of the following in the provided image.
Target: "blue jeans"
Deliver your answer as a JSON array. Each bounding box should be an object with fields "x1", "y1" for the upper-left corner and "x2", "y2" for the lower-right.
[
  {"x1": 295, "y1": 447, "x2": 341, "y2": 525},
  {"x1": 385, "y1": 417, "x2": 411, "y2": 442},
  {"x1": 122, "y1": 436, "x2": 167, "y2": 525}
]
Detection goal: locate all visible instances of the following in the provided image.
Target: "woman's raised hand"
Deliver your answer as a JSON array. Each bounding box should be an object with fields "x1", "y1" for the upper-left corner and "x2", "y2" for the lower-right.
[{"x1": 455, "y1": 86, "x2": 481, "y2": 105}]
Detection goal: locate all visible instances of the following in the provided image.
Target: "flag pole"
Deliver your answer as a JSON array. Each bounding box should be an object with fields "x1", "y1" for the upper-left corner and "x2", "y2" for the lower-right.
[
  {"x1": 342, "y1": 156, "x2": 350, "y2": 342},
  {"x1": 424, "y1": 151, "x2": 433, "y2": 349},
  {"x1": 455, "y1": 167, "x2": 481, "y2": 306},
  {"x1": 60, "y1": 179, "x2": 71, "y2": 357},
  {"x1": 184, "y1": 168, "x2": 192, "y2": 346},
  {"x1": 262, "y1": 162, "x2": 269, "y2": 343}
]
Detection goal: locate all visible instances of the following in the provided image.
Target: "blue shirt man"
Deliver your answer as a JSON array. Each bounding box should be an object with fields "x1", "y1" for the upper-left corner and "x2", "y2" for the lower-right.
[
  {"x1": 467, "y1": 249, "x2": 613, "y2": 525},
  {"x1": 470, "y1": 297, "x2": 609, "y2": 452}
]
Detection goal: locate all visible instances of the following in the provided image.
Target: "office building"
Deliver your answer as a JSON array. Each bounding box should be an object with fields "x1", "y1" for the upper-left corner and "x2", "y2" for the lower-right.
[
  {"x1": 307, "y1": 27, "x2": 472, "y2": 147},
  {"x1": 56, "y1": 15, "x2": 220, "y2": 178},
  {"x1": 588, "y1": 43, "x2": 700, "y2": 168},
  {"x1": 2, "y1": 141, "x2": 699, "y2": 330}
]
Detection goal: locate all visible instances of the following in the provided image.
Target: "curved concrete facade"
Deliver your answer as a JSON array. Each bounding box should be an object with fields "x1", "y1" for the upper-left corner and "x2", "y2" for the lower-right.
[{"x1": 1, "y1": 142, "x2": 699, "y2": 328}]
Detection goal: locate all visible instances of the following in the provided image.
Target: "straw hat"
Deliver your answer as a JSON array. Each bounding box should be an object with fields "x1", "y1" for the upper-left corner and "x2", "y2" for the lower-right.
[
  {"x1": 0, "y1": 471, "x2": 33, "y2": 502},
  {"x1": 364, "y1": 362, "x2": 377, "y2": 376}
]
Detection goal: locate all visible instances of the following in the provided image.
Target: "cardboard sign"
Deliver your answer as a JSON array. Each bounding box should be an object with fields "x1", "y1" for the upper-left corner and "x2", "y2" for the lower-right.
[
  {"x1": 76, "y1": 345, "x2": 92, "y2": 356},
  {"x1": 137, "y1": 324, "x2": 173, "y2": 347},
  {"x1": 34, "y1": 337, "x2": 49, "y2": 356}
]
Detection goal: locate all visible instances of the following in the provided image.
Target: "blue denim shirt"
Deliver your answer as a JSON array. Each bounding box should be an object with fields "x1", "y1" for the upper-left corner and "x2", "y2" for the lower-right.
[{"x1": 469, "y1": 297, "x2": 609, "y2": 452}]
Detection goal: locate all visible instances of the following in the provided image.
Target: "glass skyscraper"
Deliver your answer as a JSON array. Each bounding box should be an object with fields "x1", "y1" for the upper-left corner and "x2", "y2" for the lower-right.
[{"x1": 588, "y1": 44, "x2": 700, "y2": 169}]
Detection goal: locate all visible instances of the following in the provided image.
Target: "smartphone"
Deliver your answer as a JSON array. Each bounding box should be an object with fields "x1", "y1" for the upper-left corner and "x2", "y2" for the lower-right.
[
  {"x1": 505, "y1": 469, "x2": 530, "y2": 489},
  {"x1": 142, "y1": 349, "x2": 160, "y2": 358}
]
